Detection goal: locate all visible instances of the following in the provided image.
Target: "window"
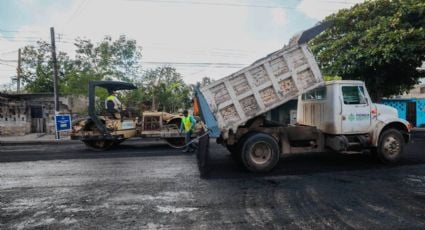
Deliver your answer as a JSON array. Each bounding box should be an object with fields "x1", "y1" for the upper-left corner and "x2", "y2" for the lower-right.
[
  {"x1": 342, "y1": 86, "x2": 367, "y2": 104},
  {"x1": 302, "y1": 87, "x2": 326, "y2": 101}
]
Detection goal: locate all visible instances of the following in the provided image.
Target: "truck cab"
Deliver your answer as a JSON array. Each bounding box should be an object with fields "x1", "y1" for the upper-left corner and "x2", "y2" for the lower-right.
[
  {"x1": 298, "y1": 80, "x2": 373, "y2": 135},
  {"x1": 297, "y1": 80, "x2": 410, "y2": 152}
]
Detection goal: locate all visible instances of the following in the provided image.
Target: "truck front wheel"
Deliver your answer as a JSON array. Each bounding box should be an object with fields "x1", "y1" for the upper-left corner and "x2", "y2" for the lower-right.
[
  {"x1": 241, "y1": 133, "x2": 279, "y2": 172},
  {"x1": 377, "y1": 129, "x2": 404, "y2": 164}
]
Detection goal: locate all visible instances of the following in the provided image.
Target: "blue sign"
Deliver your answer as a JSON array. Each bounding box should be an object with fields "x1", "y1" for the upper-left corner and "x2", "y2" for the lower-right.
[{"x1": 55, "y1": 114, "x2": 71, "y2": 132}]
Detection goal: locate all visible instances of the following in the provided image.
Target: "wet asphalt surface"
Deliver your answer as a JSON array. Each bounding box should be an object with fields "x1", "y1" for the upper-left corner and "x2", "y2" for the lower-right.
[{"x1": 1, "y1": 133, "x2": 425, "y2": 229}]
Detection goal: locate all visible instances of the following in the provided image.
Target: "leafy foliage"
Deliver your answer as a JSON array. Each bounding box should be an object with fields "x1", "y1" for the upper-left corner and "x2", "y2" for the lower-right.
[
  {"x1": 310, "y1": 0, "x2": 425, "y2": 100},
  {"x1": 20, "y1": 35, "x2": 142, "y2": 95},
  {"x1": 20, "y1": 41, "x2": 69, "y2": 93},
  {"x1": 73, "y1": 35, "x2": 142, "y2": 82},
  {"x1": 127, "y1": 66, "x2": 192, "y2": 112},
  {"x1": 16, "y1": 35, "x2": 210, "y2": 113}
]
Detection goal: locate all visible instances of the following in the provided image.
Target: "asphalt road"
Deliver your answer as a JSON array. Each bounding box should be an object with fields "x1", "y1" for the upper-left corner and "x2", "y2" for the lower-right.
[{"x1": 1, "y1": 135, "x2": 425, "y2": 229}]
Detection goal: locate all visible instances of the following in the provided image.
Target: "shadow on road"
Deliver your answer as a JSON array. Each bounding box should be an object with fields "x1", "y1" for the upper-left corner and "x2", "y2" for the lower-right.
[
  {"x1": 1, "y1": 137, "x2": 423, "y2": 179},
  {"x1": 0, "y1": 141, "x2": 193, "y2": 163},
  {"x1": 205, "y1": 141, "x2": 425, "y2": 180}
]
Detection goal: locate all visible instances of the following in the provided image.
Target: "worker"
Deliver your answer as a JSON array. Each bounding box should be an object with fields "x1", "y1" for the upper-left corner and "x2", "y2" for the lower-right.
[
  {"x1": 105, "y1": 90, "x2": 123, "y2": 118},
  {"x1": 180, "y1": 110, "x2": 197, "y2": 153}
]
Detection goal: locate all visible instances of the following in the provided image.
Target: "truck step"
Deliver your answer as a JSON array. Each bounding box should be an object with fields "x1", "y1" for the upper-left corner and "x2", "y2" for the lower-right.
[
  {"x1": 348, "y1": 142, "x2": 362, "y2": 147},
  {"x1": 348, "y1": 142, "x2": 363, "y2": 151}
]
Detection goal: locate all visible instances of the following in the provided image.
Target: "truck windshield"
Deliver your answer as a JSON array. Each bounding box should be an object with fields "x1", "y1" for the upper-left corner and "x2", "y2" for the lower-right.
[
  {"x1": 302, "y1": 87, "x2": 326, "y2": 101},
  {"x1": 342, "y1": 86, "x2": 367, "y2": 104}
]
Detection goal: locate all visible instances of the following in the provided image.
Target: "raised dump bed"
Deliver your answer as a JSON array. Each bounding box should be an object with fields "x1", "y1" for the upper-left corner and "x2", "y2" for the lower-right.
[{"x1": 198, "y1": 43, "x2": 324, "y2": 139}]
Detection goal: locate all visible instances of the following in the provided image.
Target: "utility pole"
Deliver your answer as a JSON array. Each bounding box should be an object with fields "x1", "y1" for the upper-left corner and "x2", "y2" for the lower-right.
[
  {"x1": 50, "y1": 27, "x2": 60, "y2": 140},
  {"x1": 17, "y1": 48, "x2": 21, "y2": 93}
]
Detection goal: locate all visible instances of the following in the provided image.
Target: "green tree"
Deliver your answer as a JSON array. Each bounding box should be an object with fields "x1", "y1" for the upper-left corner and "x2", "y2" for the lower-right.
[
  {"x1": 74, "y1": 35, "x2": 142, "y2": 82},
  {"x1": 310, "y1": 0, "x2": 425, "y2": 100},
  {"x1": 20, "y1": 35, "x2": 143, "y2": 95},
  {"x1": 129, "y1": 66, "x2": 191, "y2": 112},
  {"x1": 20, "y1": 41, "x2": 69, "y2": 93}
]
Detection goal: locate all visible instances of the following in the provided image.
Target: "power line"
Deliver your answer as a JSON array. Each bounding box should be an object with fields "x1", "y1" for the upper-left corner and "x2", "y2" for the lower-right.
[
  {"x1": 0, "y1": 38, "x2": 40, "y2": 43},
  {"x1": 66, "y1": 0, "x2": 89, "y2": 24},
  {"x1": 143, "y1": 61, "x2": 248, "y2": 68},
  {"x1": 0, "y1": 33, "x2": 74, "y2": 44},
  {"x1": 0, "y1": 28, "x2": 43, "y2": 34},
  {"x1": 0, "y1": 35, "x2": 45, "y2": 40},
  {"x1": 128, "y1": 0, "x2": 297, "y2": 9},
  {"x1": 126, "y1": 0, "x2": 347, "y2": 12},
  {"x1": 298, "y1": 0, "x2": 362, "y2": 5},
  {"x1": 143, "y1": 61, "x2": 246, "y2": 66},
  {"x1": 0, "y1": 58, "x2": 17, "y2": 63},
  {"x1": 0, "y1": 62, "x2": 15, "y2": 67},
  {"x1": 1, "y1": 49, "x2": 18, "y2": 55}
]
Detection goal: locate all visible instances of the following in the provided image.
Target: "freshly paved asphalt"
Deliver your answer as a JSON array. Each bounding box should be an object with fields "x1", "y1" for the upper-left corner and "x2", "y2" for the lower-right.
[{"x1": 0, "y1": 133, "x2": 424, "y2": 229}]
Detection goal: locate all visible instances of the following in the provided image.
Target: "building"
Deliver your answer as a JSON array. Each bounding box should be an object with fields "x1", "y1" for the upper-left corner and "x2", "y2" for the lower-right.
[
  {"x1": 0, "y1": 93, "x2": 87, "y2": 136},
  {"x1": 381, "y1": 83, "x2": 425, "y2": 127}
]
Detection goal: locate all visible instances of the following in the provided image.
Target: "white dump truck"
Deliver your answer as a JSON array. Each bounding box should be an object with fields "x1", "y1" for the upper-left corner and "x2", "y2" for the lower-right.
[{"x1": 195, "y1": 24, "x2": 411, "y2": 177}]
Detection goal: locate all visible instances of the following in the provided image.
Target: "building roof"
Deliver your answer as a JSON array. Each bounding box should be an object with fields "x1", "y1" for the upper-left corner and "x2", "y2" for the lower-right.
[{"x1": 0, "y1": 92, "x2": 54, "y2": 100}]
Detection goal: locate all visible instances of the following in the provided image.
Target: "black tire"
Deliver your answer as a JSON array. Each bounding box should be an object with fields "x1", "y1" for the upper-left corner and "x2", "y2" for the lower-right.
[
  {"x1": 377, "y1": 129, "x2": 404, "y2": 164},
  {"x1": 83, "y1": 140, "x2": 114, "y2": 151},
  {"x1": 241, "y1": 133, "x2": 280, "y2": 173}
]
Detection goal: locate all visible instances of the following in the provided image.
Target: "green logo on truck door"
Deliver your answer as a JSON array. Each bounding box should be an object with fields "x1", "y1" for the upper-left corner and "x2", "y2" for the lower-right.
[
  {"x1": 356, "y1": 114, "x2": 370, "y2": 121},
  {"x1": 348, "y1": 113, "x2": 369, "y2": 122},
  {"x1": 348, "y1": 114, "x2": 355, "y2": 121}
]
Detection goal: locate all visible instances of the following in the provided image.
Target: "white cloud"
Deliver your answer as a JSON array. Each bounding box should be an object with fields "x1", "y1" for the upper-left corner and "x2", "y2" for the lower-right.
[
  {"x1": 0, "y1": 0, "x2": 294, "y2": 86},
  {"x1": 296, "y1": 0, "x2": 364, "y2": 20}
]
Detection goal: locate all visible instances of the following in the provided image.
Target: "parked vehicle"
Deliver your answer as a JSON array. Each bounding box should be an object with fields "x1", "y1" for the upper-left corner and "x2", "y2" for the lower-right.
[
  {"x1": 195, "y1": 24, "x2": 411, "y2": 177},
  {"x1": 70, "y1": 81, "x2": 188, "y2": 150}
]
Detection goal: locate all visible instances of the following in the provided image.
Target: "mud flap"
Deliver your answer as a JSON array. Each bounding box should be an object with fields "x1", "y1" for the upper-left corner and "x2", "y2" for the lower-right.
[{"x1": 197, "y1": 130, "x2": 210, "y2": 179}]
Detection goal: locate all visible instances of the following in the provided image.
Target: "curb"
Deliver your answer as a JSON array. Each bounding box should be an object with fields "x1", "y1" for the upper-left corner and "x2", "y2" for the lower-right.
[{"x1": 0, "y1": 139, "x2": 77, "y2": 146}]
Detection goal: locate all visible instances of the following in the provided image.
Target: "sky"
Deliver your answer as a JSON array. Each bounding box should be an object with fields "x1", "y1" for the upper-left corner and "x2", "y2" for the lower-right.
[{"x1": 0, "y1": 0, "x2": 364, "y2": 88}]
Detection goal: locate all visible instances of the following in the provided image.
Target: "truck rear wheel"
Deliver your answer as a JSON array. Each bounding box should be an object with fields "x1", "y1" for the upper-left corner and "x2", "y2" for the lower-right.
[
  {"x1": 241, "y1": 133, "x2": 279, "y2": 173},
  {"x1": 377, "y1": 129, "x2": 404, "y2": 164}
]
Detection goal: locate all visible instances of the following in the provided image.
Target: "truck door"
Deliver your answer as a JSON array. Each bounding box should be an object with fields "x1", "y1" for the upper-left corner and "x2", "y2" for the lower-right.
[{"x1": 341, "y1": 85, "x2": 371, "y2": 133}]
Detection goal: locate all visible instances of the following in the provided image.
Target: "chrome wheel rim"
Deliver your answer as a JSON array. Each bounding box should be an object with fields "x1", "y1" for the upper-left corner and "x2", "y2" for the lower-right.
[
  {"x1": 250, "y1": 141, "x2": 272, "y2": 165},
  {"x1": 383, "y1": 136, "x2": 400, "y2": 157}
]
